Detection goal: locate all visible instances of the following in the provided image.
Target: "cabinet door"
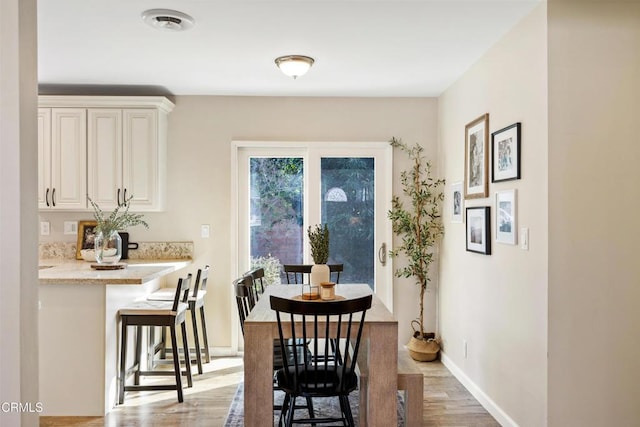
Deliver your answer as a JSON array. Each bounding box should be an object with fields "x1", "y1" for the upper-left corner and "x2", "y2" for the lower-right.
[
  {"x1": 50, "y1": 108, "x2": 87, "y2": 210},
  {"x1": 87, "y1": 109, "x2": 123, "y2": 210},
  {"x1": 38, "y1": 109, "x2": 52, "y2": 209},
  {"x1": 122, "y1": 109, "x2": 163, "y2": 211}
]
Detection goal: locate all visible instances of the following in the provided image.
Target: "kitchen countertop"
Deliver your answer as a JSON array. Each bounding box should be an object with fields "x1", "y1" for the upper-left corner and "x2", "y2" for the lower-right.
[{"x1": 39, "y1": 259, "x2": 191, "y2": 285}]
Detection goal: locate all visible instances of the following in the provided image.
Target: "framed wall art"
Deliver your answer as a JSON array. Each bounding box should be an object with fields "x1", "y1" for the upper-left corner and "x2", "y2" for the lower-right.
[
  {"x1": 76, "y1": 220, "x2": 97, "y2": 260},
  {"x1": 491, "y1": 122, "x2": 521, "y2": 182},
  {"x1": 496, "y1": 189, "x2": 517, "y2": 245},
  {"x1": 464, "y1": 113, "x2": 489, "y2": 199},
  {"x1": 466, "y1": 206, "x2": 491, "y2": 255},
  {"x1": 451, "y1": 181, "x2": 463, "y2": 223}
]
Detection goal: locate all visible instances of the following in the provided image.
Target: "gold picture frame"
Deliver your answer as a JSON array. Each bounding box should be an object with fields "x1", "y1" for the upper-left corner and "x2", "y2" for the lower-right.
[
  {"x1": 464, "y1": 113, "x2": 489, "y2": 199},
  {"x1": 76, "y1": 220, "x2": 98, "y2": 260}
]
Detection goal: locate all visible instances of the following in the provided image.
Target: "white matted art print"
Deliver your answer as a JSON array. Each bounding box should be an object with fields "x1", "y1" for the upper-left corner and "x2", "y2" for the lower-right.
[
  {"x1": 496, "y1": 189, "x2": 517, "y2": 245},
  {"x1": 451, "y1": 182, "x2": 463, "y2": 223}
]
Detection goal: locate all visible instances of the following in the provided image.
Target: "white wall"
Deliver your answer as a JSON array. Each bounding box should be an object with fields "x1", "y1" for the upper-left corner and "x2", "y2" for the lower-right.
[
  {"x1": 547, "y1": 2, "x2": 640, "y2": 426},
  {"x1": 39, "y1": 96, "x2": 440, "y2": 350},
  {"x1": 0, "y1": 0, "x2": 39, "y2": 425},
  {"x1": 437, "y1": 5, "x2": 547, "y2": 426}
]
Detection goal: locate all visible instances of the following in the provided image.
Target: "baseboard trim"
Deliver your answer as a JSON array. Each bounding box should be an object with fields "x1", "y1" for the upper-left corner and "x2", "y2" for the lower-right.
[
  {"x1": 210, "y1": 347, "x2": 240, "y2": 357},
  {"x1": 440, "y1": 351, "x2": 519, "y2": 427}
]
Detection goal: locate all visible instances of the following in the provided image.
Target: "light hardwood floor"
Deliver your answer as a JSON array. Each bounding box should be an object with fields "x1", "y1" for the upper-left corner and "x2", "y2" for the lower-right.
[{"x1": 40, "y1": 356, "x2": 499, "y2": 426}]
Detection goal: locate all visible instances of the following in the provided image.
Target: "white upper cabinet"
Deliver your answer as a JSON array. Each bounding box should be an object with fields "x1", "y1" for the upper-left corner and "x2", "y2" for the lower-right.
[
  {"x1": 87, "y1": 109, "x2": 122, "y2": 210},
  {"x1": 39, "y1": 96, "x2": 174, "y2": 212},
  {"x1": 38, "y1": 108, "x2": 87, "y2": 210},
  {"x1": 87, "y1": 108, "x2": 166, "y2": 211}
]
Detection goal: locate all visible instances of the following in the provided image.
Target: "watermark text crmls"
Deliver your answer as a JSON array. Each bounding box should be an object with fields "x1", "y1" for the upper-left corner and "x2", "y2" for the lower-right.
[{"x1": 1, "y1": 402, "x2": 44, "y2": 413}]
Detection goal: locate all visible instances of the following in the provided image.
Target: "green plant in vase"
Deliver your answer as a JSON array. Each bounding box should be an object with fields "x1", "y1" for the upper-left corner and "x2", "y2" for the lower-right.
[
  {"x1": 308, "y1": 223, "x2": 329, "y2": 264},
  {"x1": 88, "y1": 195, "x2": 148, "y2": 264},
  {"x1": 307, "y1": 224, "x2": 330, "y2": 298}
]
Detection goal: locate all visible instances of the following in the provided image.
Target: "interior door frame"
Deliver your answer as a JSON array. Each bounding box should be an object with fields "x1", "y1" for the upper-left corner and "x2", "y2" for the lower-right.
[{"x1": 231, "y1": 140, "x2": 393, "y2": 352}]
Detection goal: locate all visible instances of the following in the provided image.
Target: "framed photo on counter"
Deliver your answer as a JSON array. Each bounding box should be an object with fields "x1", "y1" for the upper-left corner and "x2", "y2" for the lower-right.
[{"x1": 76, "y1": 220, "x2": 97, "y2": 260}]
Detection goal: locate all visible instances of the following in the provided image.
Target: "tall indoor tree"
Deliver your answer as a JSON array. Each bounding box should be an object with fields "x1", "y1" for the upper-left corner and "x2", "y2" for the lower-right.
[{"x1": 388, "y1": 137, "x2": 445, "y2": 360}]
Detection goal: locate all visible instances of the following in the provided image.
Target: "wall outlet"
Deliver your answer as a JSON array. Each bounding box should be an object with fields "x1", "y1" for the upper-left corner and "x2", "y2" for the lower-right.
[
  {"x1": 40, "y1": 221, "x2": 50, "y2": 236},
  {"x1": 64, "y1": 221, "x2": 78, "y2": 235},
  {"x1": 201, "y1": 224, "x2": 210, "y2": 238}
]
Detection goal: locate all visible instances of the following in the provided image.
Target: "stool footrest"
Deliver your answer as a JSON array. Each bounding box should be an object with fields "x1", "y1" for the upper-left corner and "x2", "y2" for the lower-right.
[
  {"x1": 138, "y1": 370, "x2": 191, "y2": 377},
  {"x1": 125, "y1": 384, "x2": 177, "y2": 392}
]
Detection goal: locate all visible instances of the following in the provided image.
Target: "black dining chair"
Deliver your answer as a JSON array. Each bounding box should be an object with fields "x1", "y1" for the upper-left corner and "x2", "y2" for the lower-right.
[
  {"x1": 233, "y1": 276, "x2": 314, "y2": 423},
  {"x1": 271, "y1": 293, "x2": 372, "y2": 426},
  {"x1": 283, "y1": 263, "x2": 343, "y2": 284},
  {"x1": 282, "y1": 264, "x2": 312, "y2": 284},
  {"x1": 245, "y1": 267, "x2": 266, "y2": 300}
]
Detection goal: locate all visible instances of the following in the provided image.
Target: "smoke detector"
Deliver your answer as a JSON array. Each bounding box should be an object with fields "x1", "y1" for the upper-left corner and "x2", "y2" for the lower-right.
[{"x1": 142, "y1": 9, "x2": 195, "y2": 31}]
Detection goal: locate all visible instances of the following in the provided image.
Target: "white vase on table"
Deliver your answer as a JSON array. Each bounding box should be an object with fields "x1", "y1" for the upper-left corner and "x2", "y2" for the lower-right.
[{"x1": 310, "y1": 263, "x2": 330, "y2": 286}]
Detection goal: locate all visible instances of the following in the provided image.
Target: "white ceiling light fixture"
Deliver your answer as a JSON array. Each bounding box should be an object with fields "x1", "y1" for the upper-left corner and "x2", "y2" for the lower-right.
[
  {"x1": 142, "y1": 9, "x2": 195, "y2": 31},
  {"x1": 275, "y1": 55, "x2": 315, "y2": 79}
]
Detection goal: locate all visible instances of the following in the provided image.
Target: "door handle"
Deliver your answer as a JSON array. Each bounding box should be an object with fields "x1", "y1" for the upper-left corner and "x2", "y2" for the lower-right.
[{"x1": 378, "y1": 242, "x2": 387, "y2": 266}]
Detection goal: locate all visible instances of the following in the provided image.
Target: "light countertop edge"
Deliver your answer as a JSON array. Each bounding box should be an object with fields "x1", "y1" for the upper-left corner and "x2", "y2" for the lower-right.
[{"x1": 39, "y1": 259, "x2": 192, "y2": 285}]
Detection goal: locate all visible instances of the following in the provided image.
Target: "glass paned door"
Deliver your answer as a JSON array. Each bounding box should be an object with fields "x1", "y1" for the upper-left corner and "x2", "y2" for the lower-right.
[
  {"x1": 250, "y1": 157, "x2": 304, "y2": 278},
  {"x1": 321, "y1": 158, "x2": 375, "y2": 288},
  {"x1": 235, "y1": 142, "x2": 392, "y2": 308}
]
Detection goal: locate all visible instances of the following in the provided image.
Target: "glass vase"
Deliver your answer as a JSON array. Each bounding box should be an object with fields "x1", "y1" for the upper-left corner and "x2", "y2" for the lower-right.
[{"x1": 94, "y1": 230, "x2": 122, "y2": 264}]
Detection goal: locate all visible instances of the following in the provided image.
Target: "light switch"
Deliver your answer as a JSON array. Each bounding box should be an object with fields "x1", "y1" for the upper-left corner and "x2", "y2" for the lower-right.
[
  {"x1": 64, "y1": 221, "x2": 78, "y2": 235},
  {"x1": 40, "y1": 221, "x2": 50, "y2": 236},
  {"x1": 520, "y1": 227, "x2": 529, "y2": 250},
  {"x1": 201, "y1": 224, "x2": 210, "y2": 238}
]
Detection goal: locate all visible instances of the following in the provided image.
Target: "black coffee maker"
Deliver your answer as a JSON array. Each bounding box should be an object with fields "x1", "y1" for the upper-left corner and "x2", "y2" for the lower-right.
[{"x1": 119, "y1": 232, "x2": 139, "y2": 259}]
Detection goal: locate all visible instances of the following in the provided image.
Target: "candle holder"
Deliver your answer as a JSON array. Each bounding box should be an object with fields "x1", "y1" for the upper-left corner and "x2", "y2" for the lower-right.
[
  {"x1": 302, "y1": 283, "x2": 320, "y2": 300},
  {"x1": 320, "y1": 282, "x2": 336, "y2": 300}
]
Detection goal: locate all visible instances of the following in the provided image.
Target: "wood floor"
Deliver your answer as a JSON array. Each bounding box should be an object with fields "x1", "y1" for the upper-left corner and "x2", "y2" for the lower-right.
[{"x1": 40, "y1": 356, "x2": 499, "y2": 426}]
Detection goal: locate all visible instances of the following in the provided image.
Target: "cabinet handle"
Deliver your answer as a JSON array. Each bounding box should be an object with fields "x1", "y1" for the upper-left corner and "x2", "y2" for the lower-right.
[
  {"x1": 45, "y1": 188, "x2": 50, "y2": 207},
  {"x1": 117, "y1": 188, "x2": 121, "y2": 206},
  {"x1": 123, "y1": 188, "x2": 127, "y2": 205},
  {"x1": 52, "y1": 188, "x2": 56, "y2": 207}
]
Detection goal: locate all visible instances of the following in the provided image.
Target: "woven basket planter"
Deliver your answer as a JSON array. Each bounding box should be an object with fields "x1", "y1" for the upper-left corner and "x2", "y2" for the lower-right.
[{"x1": 406, "y1": 336, "x2": 440, "y2": 362}]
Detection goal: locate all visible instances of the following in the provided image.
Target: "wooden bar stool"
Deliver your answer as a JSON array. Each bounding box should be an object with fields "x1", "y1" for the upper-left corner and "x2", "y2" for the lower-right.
[
  {"x1": 118, "y1": 274, "x2": 192, "y2": 404},
  {"x1": 148, "y1": 265, "x2": 211, "y2": 374}
]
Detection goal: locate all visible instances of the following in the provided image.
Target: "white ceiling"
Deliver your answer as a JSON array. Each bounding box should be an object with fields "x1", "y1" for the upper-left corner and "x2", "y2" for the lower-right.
[{"x1": 37, "y1": 1, "x2": 541, "y2": 97}]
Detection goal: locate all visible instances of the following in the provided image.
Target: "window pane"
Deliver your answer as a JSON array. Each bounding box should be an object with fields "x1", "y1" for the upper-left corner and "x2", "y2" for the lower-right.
[
  {"x1": 321, "y1": 158, "x2": 375, "y2": 289},
  {"x1": 250, "y1": 158, "x2": 303, "y2": 284}
]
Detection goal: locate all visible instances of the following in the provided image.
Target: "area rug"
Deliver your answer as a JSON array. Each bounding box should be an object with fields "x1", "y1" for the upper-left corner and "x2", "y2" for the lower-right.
[{"x1": 224, "y1": 382, "x2": 405, "y2": 426}]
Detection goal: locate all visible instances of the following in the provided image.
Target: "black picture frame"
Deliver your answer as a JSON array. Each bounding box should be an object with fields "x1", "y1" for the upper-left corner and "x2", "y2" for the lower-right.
[
  {"x1": 491, "y1": 122, "x2": 521, "y2": 182},
  {"x1": 466, "y1": 206, "x2": 491, "y2": 255}
]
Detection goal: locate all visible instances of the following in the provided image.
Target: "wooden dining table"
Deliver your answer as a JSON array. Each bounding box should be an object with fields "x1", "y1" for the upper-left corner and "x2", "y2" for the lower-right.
[{"x1": 243, "y1": 284, "x2": 398, "y2": 426}]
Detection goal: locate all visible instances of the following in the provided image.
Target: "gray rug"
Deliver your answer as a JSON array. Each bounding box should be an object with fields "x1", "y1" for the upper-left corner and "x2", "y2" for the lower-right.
[{"x1": 224, "y1": 382, "x2": 404, "y2": 426}]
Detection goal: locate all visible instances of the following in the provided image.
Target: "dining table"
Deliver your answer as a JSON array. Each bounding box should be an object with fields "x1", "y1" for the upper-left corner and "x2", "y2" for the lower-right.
[{"x1": 243, "y1": 284, "x2": 398, "y2": 426}]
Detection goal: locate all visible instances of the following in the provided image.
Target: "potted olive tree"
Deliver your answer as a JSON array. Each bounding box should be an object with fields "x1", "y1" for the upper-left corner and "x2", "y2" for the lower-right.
[{"x1": 388, "y1": 137, "x2": 445, "y2": 361}]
